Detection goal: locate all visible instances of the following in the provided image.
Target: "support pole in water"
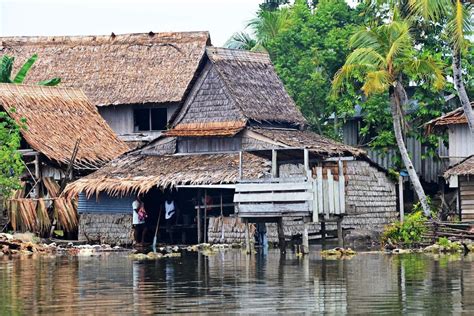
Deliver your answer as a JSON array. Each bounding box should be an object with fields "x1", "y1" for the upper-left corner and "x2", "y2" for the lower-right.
[
  {"x1": 244, "y1": 219, "x2": 251, "y2": 254},
  {"x1": 197, "y1": 195, "x2": 202, "y2": 244},
  {"x1": 204, "y1": 189, "x2": 207, "y2": 243},
  {"x1": 277, "y1": 217, "x2": 286, "y2": 253},
  {"x1": 337, "y1": 217, "x2": 344, "y2": 248},
  {"x1": 302, "y1": 218, "x2": 309, "y2": 254}
]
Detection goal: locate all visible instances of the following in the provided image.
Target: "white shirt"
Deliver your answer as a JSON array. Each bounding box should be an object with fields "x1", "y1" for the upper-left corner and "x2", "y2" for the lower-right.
[
  {"x1": 132, "y1": 200, "x2": 144, "y2": 225},
  {"x1": 165, "y1": 201, "x2": 175, "y2": 220}
]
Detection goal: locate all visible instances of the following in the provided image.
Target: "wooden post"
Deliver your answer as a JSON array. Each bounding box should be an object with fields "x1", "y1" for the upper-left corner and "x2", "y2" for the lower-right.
[
  {"x1": 272, "y1": 149, "x2": 278, "y2": 178},
  {"x1": 327, "y1": 169, "x2": 334, "y2": 218},
  {"x1": 197, "y1": 205, "x2": 201, "y2": 244},
  {"x1": 244, "y1": 219, "x2": 251, "y2": 254},
  {"x1": 321, "y1": 221, "x2": 326, "y2": 242},
  {"x1": 220, "y1": 192, "x2": 224, "y2": 242},
  {"x1": 399, "y1": 175, "x2": 404, "y2": 223},
  {"x1": 239, "y1": 151, "x2": 243, "y2": 180},
  {"x1": 316, "y1": 167, "x2": 324, "y2": 219},
  {"x1": 302, "y1": 218, "x2": 309, "y2": 254},
  {"x1": 312, "y1": 179, "x2": 318, "y2": 223},
  {"x1": 338, "y1": 160, "x2": 345, "y2": 214},
  {"x1": 303, "y1": 149, "x2": 310, "y2": 175},
  {"x1": 204, "y1": 189, "x2": 208, "y2": 243},
  {"x1": 337, "y1": 217, "x2": 344, "y2": 248},
  {"x1": 277, "y1": 217, "x2": 286, "y2": 253},
  {"x1": 34, "y1": 154, "x2": 40, "y2": 180}
]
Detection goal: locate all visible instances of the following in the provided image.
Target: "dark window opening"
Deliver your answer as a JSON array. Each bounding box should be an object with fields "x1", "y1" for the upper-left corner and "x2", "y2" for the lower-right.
[
  {"x1": 134, "y1": 108, "x2": 167, "y2": 132},
  {"x1": 151, "y1": 108, "x2": 167, "y2": 131}
]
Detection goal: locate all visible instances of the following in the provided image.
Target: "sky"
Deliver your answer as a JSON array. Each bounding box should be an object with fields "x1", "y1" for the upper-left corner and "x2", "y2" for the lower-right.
[{"x1": 0, "y1": 0, "x2": 262, "y2": 46}]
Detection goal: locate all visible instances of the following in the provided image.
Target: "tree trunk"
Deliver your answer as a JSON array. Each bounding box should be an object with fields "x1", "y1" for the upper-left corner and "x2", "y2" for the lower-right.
[
  {"x1": 453, "y1": 47, "x2": 474, "y2": 133},
  {"x1": 391, "y1": 83, "x2": 431, "y2": 217}
]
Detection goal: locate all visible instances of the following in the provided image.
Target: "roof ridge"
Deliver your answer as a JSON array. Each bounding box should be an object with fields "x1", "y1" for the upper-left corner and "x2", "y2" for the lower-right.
[{"x1": 0, "y1": 31, "x2": 210, "y2": 46}]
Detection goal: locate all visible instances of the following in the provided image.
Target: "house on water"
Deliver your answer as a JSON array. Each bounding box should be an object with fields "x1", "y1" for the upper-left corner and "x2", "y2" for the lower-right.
[
  {"x1": 426, "y1": 103, "x2": 474, "y2": 221},
  {"x1": 65, "y1": 48, "x2": 398, "y2": 247},
  {"x1": 0, "y1": 32, "x2": 211, "y2": 147},
  {"x1": 0, "y1": 84, "x2": 128, "y2": 234}
]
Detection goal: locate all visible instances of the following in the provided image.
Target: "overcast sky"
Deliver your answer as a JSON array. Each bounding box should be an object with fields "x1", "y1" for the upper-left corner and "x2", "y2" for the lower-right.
[{"x1": 0, "y1": 0, "x2": 262, "y2": 46}]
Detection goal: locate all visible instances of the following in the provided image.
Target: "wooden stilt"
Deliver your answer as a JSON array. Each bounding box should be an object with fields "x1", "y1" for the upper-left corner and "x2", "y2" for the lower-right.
[
  {"x1": 197, "y1": 205, "x2": 201, "y2": 244},
  {"x1": 302, "y1": 219, "x2": 309, "y2": 254},
  {"x1": 244, "y1": 219, "x2": 251, "y2": 254},
  {"x1": 337, "y1": 217, "x2": 344, "y2": 248},
  {"x1": 321, "y1": 221, "x2": 326, "y2": 242},
  {"x1": 204, "y1": 189, "x2": 207, "y2": 243},
  {"x1": 277, "y1": 217, "x2": 286, "y2": 253},
  {"x1": 399, "y1": 175, "x2": 404, "y2": 223}
]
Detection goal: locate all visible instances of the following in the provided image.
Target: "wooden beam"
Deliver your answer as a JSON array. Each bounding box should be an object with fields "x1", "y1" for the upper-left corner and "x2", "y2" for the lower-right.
[
  {"x1": 304, "y1": 148, "x2": 310, "y2": 175},
  {"x1": 337, "y1": 217, "x2": 344, "y2": 248},
  {"x1": 277, "y1": 217, "x2": 286, "y2": 253},
  {"x1": 244, "y1": 219, "x2": 251, "y2": 254},
  {"x1": 235, "y1": 182, "x2": 312, "y2": 193},
  {"x1": 234, "y1": 192, "x2": 313, "y2": 203},
  {"x1": 316, "y1": 167, "x2": 323, "y2": 216},
  {"x1": 327, "y1": 169, "x2": 334, "y2": 218}
]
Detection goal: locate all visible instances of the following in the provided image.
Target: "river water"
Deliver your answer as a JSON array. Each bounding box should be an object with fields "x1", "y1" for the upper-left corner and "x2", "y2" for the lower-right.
[{"x1": 0, "y1": 247, "x2": 473, "y2": 315}]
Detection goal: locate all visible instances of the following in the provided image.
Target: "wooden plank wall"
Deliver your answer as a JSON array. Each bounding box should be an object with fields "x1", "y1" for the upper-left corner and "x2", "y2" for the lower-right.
[{"x1": 460, "y1": 176, "x2": 474, "y2": 221}]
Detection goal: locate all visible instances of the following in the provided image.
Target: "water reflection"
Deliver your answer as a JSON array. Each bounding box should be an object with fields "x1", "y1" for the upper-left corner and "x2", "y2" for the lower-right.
[{"x1": 0, "y1": 249, "x2": 473, "y2": 314}]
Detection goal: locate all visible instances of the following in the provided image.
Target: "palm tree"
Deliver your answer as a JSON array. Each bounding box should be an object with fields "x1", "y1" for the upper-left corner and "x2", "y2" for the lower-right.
[
  {"x1": 0, "y1": 54, "x2": 61, "y2": 86},
  {"x1": 332, "y1": 20, "x2": 445, "y2": 216},
  {"x1": 408, "y1": 0, "x2": 473, "y2": 132}
]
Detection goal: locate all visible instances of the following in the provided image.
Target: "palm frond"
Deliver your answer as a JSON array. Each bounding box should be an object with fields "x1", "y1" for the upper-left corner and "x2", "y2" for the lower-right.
[
  {"x1": 345, "y1": 48, "x2": 387, "y2": 69},
  {"x1": 248, "y1": 8, "x2": 292, "y2": 46},
  {"x1": 406, "y1": 55, "x2": 446, "y2": 90},
  {"x1": 362, "y1": 70, "x2": 391, "y2": 95},
  {"x1": 37, "y1": 78, "x2": 61, "y2": 86},
  {"x1": 350, "y1": 28, "x2": 383, "y2": 51},
  {"x1": 332, "y1": 63, "x2": 369, "y2": 96},
  {"x1": 385, "y1": 21, "x2": 413, "y2": 64},
  {"x1": 407, "y1": 0, "x2": 450, "y2": 20},
  {"x1": 224, "y1": 32, "x2": 257, "y2": 50},
  {"x1": 446, "y1": 0, "x2": 472, "y2": 51}
]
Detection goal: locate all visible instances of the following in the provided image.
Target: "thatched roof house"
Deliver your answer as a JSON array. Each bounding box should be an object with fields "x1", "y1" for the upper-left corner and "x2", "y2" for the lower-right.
[
  {"x1": 64, "y1": 47, "x2": 396, "y2": 245},
  {"x1": 444, "y1": 155, "x2": 474, "y2": 221},
  {"x1": 0, "y1": 32, "x2": 211, "y2": 143},
  {"x1": 0, "y1": 84, "x2": 128, "y2": 169}
]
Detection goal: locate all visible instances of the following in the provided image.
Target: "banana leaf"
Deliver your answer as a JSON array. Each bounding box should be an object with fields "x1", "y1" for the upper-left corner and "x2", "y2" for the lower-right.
[
  {"x1": 13, "y1": 54, "x2": 38, "y2": 84},
  {"x1": 0, "y1": 55, "x2": 14, "y2": 83}
]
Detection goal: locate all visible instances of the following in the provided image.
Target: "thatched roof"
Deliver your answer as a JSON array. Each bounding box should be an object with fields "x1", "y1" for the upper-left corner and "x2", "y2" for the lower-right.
[
  {"x1": 0, "y1": 84, "x2": 128, "y2": 169},
  {"x1": 0, "y1": 32, "x2": 210, "y2": 106},
  {"x1": 249, "y1": 127, "x2": 365, "y2": 157},
  {"x1": 168, "y1": 48, "x2": 307, "y2": 136},
  {"x1": 425, "y1": 103, "x2": 474, "y2": 133},
  {"x1": 444, "y1": 155, "x2": 474, "y2": 177},
  {"x1": 65, "y1": 152, "x2": 270, "y2": 197}
]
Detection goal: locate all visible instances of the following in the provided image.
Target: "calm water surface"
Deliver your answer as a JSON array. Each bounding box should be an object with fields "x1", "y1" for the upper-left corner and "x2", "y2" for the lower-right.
[{"x1": 0, "y1": 247, "x2": 473, "y2": 315}]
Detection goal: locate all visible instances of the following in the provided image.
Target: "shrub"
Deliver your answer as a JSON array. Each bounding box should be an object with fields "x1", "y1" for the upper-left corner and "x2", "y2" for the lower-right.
[{"x1": 382, "y1": 211, "x2": 428, "y2": 247}]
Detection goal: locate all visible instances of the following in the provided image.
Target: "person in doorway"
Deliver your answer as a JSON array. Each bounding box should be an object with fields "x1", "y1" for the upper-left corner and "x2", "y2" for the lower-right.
[
  {"x1": 132, "y1": 195, "x2": 148, "y2": 245},
  {"x1": 162, "y1": 196, "x2": 179, "y2": 243}
]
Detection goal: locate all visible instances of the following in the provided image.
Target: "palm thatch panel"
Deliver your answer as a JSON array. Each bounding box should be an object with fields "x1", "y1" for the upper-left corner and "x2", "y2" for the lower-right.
[
  {"x1": 0, "y1": 84, "x2": 128, "y2": 169},
  {"x1": 425, "y1": 103, "x2": 474, "y2": 133},
  {"x1": 166, "y1": 121, "x2": 246, "y2": 137},
  {"x1": 444, "y1": 155, "x2": 474, "y2": 177},
  {"x1": 64, "y1": 152, "x2": 271, "y2": 197},
  {"x1": 250, "y1": 127, "x2": 365, "y2": 157},
  {"x1": 0, "y1": 32, "x2": 210, "y2": 106}
]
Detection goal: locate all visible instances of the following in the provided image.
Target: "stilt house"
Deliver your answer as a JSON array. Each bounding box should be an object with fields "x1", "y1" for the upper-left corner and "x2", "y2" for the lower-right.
[
  {"x1": 0, "y1": 32, "x2": 211, "y2": 147},
  {"x1": 427, "y1": 103, "x2": 474, "y2": 221},
  {"x1": 0, "y1": 84, "x2": 128, "y2": 233},
  {"x1": 66, "y1": 48, "x2": 397, "y2": 246}
]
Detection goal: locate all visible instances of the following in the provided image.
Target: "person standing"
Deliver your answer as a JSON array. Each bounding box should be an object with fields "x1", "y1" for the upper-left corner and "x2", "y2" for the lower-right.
[
  {"x1": 163, "y1": 196, "x2": 178, "y2": 243},
  {"x1": 132, "y1": 195, "x2": 147, "y2": 245}
]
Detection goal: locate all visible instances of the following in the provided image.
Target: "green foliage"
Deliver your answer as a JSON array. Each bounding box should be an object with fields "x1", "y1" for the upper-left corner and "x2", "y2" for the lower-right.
[
  {"x1": 0, "y1": 109, "x2": 24, "y2": 197},
  {"x1": 382, "y1": 211, "x2": 428, "y2": 246},
  {"x1": 437, "y1": 236, "x2": 450, "y2": 248},
  {"x1": 0, "y1": 54, "x2": 61, "y2": 86}
]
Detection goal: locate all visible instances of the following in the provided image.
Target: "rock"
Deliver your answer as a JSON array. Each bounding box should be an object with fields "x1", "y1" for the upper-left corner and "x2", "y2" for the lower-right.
[
  {"x1": 0, "y1": 233, "x2": 13, "y2": 241},
  {"x1": 133, "y1": 253, "x2": 148, "y2": 260},
  {"x1": 392, "y1": 248, "x2": 411, "y2": 254},
  {"x1": 146, "y1": 252, "x2": 163, "y2": 260}
]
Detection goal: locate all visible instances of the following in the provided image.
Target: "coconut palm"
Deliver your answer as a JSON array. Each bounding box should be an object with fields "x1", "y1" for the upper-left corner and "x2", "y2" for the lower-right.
[
  {"x1": 0, "y1": 54, "x2": 61, "y2": 86},
  {"x1": 332, "y1": 20, "x2": 445, "y2": 216},
  {"x1": 407, "y1": 0, "x2": 473, "y2": 132},
  {"x1": 224, "y1": 32, "x2": 265, "y2": 52}
]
